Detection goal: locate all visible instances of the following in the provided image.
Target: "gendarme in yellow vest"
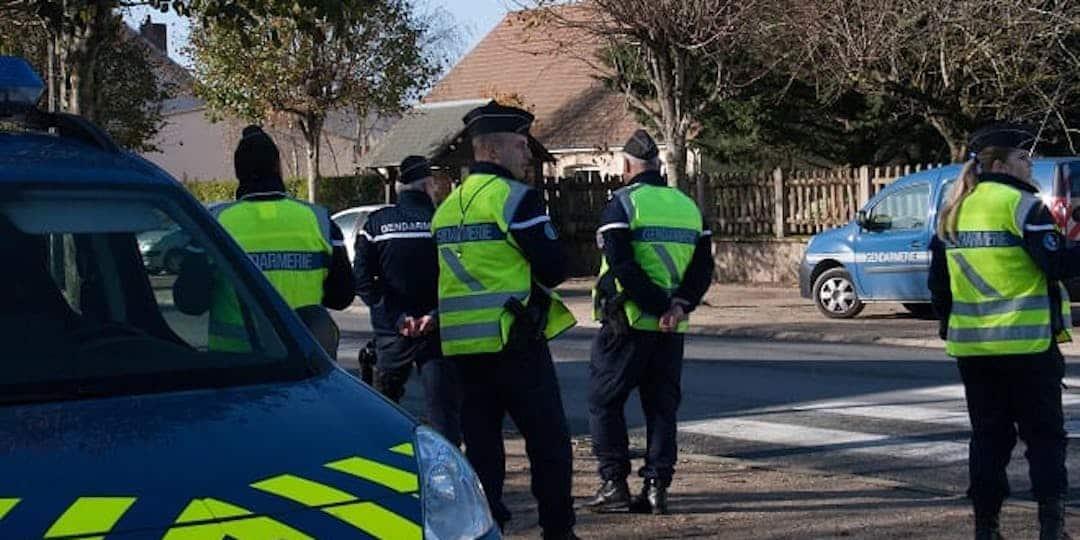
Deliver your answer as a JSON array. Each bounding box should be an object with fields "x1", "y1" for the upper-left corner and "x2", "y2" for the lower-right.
[
  {"x1": 209, "y1": 197, "x2": 333, "y2": 352},
  {"x1": 593, "y1": 183, "x2": 703, "y2": 332},
  {"x1": 432, "y1": 173, "x2": 576, "y2": 356},
  {"x1": 945, "y1": 180, "x2": 1072, "y2": 357}
]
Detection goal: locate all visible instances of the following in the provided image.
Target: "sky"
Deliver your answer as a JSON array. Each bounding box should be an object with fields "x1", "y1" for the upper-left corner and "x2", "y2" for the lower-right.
[{"x1": 121, "y1": 0, "x2": 513, "y2": 69}]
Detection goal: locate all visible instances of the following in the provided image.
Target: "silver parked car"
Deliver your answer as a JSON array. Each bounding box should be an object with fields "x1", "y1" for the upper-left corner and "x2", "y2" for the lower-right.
[{"x1": 332, "y1": 204, "x2": 388, "y2": 264}]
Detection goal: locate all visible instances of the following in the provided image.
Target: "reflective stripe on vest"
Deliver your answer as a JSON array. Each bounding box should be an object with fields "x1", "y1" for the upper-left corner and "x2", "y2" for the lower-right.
[
  {"x1": 433, "y1": 174, "x2": 576, "y2": 355},
  {"x1": 593, "y1": 183, "x2": 703, "y2": 332},
  {"x1": 208, "y1": 198, "x2": 333, "y2": 351},
  {"x1": 945, "y1": 181, "x2": 1072, "y2": 357}
]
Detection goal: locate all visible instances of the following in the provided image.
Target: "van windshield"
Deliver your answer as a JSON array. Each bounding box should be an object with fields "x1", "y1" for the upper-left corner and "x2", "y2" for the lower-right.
[{"x1": 0, "y1": 189, "x2": 308, "y2": 404}]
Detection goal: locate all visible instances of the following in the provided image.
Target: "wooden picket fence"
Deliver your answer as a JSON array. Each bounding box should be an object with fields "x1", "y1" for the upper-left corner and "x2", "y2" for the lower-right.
[
  {"x1": 708, "y1": 163, "x2": 945, "y2": 237},
  {"x1": 535, "y1": 163, "x2": 946, "y2": 275}
]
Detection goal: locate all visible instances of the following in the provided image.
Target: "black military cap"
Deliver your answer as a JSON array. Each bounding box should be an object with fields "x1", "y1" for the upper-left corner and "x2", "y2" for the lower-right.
[
  {"x1": 967, "y1": 122, "x2": 1038, "y2": 158},
  {"x1": 400, "y1": 155, "x2": 432, "y2": 184},
  {"x1": 462, "y1": 102, "x2": 533, "y2": 137},
  {"x1": 624, "y1": 129, "x2": 659, "y2": 161}
]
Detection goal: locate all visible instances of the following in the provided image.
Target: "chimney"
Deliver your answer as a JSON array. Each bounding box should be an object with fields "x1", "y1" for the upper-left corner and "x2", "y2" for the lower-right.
[{"x1": 139, "y1": 15, "x2": 167, "y2": 54}]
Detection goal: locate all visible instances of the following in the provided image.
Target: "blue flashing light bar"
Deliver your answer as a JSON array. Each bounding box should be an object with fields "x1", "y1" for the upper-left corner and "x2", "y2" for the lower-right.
[{"x1": 0, "y1": 56, "x2": 45, "y2": 114}]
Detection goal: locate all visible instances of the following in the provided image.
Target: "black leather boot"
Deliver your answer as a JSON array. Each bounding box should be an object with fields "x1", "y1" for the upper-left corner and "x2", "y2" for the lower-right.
[
  {"x1": 974, "y1": 499, "x2": 1004, "y2": 540},
  {"x1": 1039, "y1": 498, "x2": 1071, "y2": 540},
  {"x1": 631, "y1": 479, "x2": 668, "y2": 515},
  {"x1": 541, "y1": 529, "x2": 581, "y2": 540},
  {"x1": 584, "y1": 479, "x2": 631, "y2": 512}
]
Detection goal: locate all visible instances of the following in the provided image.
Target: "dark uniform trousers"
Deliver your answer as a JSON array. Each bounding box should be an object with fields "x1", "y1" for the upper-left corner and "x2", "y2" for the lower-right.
[
  {"x1": 959, "y1": 343, "x2": 1067, "y2": 507},
  {"x1": 454, "y1": 341, "x2": 575, "y2": 533},
  {"x1": 374, "y1": 334, "x2": 463, "y2": 446},
  {"x1": 589, "y1": 326, "x2": 684, "y2": 487}
]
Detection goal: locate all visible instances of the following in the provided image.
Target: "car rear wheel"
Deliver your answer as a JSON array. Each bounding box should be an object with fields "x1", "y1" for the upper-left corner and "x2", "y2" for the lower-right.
[{"x1": 813, "y1": 267, "x2": 864, "y2": 319}]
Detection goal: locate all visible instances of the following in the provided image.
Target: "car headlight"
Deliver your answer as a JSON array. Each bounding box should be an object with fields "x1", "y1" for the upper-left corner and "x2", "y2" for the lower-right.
[{"x1": 415, "y1": 426, "x2": 498, "y2": 540}]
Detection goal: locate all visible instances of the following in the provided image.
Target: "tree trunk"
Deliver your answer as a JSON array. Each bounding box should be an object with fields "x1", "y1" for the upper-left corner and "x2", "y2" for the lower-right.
[
  {"x1": 57, "y1": 46, "x2": 67, "y2": 112},
  {"x1": 67, "y1": 73, "x2": 80, "y2": 114},
  {"x1": 46, "y1": 35, "x2": 57, "y2": 112},
  {"x1": 927, "y1": 114, "x2": 968, "y2": 162},
  {"x1": 303, "y1": 115, "x2": 325, "y2": 203},
  {"x1": 58, "y1": 3, "x2": 108, "y2": 118},
  {"x1": 664, "y1": 125, "x2": 689, "y2": 191}
]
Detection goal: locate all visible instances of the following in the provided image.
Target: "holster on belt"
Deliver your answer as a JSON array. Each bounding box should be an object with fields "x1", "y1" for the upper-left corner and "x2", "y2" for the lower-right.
[
  {"x1": 600, "y1": 292, "x2": 630, "y2": 338},
  {"x1": 505, "y1": 285, "x2": 549, "y2": 351},
  {"x1": 357, "y1": 338, "x2": 377, "y2": 384}
]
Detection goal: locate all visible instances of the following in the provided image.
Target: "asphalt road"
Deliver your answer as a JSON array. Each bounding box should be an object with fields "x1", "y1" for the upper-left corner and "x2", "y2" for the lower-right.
[{"x1": 333, "y1": 307, "x2": 1080, "y2": 505}]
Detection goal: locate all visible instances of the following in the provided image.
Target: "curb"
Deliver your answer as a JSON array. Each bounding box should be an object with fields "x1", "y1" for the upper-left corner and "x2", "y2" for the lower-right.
[
  {"x1": 345, "y1": 304, "x2": 947, "y2": 350},
  {"x1": 683, "y1": 326, "x2": 942, "y2": 349},
  {"x1": 349, "y1": 303, "x2": 1080, "y2": 353}
]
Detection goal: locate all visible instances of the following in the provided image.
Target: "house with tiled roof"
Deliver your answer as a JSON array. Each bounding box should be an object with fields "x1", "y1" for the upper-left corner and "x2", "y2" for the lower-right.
[
  {"x1": 133, "y1": 18, "x2": 386, "y2": 183},
  {"x1": 413, "y1": 6, "x2": 697, "y2": 179}
]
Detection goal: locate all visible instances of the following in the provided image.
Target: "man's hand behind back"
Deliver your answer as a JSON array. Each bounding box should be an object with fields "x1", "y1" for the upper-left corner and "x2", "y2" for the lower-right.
[{"x1": 658, "y1": 304, "x2": 686, "y2": 333}]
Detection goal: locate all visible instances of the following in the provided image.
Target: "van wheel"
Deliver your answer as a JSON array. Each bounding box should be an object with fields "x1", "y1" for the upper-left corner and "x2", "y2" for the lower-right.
[
  {"x1": 813, "y1": 268, "x2": 864, "y2": 319},
  {"x1": 902, "y1": 303, "x2": 938, "y2": 319}
]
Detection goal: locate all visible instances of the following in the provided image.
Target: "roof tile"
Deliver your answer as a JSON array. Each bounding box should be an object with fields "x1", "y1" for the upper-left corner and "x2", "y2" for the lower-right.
[{"x1": 424, "y1": 9, "x2": 640, "y2": 151}]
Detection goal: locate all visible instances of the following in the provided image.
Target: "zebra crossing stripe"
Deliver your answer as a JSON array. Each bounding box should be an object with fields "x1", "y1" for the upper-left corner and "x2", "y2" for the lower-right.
[
  {"x1": 912, "y1": 382, "x2": 1080, "y2": 404},
  {"x1": 681, "y1": 418, "x2": 969, "y2": 463},
  {"x1": 821, "y1": 403, "x2": 970, "y2": 425}
]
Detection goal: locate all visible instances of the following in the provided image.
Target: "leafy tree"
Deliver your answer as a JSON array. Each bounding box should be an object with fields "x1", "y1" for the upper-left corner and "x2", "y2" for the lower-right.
[
  {"x1": 0, "y1": 0, "x2": 117, "y2": 117},
  {"x1": 776, "y1": 0, "x2": 1080, "y2": 160},
  {"x1": 696, "y1": 78, "x2": 951, "y2": 170},
  {"x1": 188, "y1": 0, "x2": 443, "y2": 202},
  {"x1": 0, "y1": 8, "x2": 169, "y2": 151}
]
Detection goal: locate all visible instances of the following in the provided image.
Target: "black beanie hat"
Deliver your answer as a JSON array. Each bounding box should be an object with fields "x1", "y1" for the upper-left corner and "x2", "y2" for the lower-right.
[{"x1": 234, "y1": 125, "x2": 284, "y2": 195}]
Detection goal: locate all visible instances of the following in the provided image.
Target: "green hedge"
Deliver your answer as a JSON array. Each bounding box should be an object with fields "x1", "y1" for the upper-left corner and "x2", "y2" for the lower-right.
[{"x1": 183, "y1": 174, "x2": 385, "y2": 213}]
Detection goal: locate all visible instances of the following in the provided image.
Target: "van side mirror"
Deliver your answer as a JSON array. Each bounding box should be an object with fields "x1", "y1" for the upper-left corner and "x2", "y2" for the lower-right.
[{"x1": 856, "y1": 210, "x2": 868, "y2": 229}]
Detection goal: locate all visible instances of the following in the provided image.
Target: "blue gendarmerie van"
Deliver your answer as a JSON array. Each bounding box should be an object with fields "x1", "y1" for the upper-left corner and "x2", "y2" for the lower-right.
[
  {"x1": 0, "y1": 56, "x2": 498, "y2": 540},
  {"x1": 800, "y1": 158, "x2": 1080, "y2": 319}
]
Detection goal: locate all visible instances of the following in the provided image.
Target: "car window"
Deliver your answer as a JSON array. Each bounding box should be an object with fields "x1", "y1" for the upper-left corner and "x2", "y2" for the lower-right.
[
  {"x1": 867, "y1": 183, "x2": 930, "y2": 232},
  {"x1": 1, "y1": 189, "x2": 306, "y2": 402},
  {"x1": 333, "y1": 211, "x2": 360, "y2": 236}
]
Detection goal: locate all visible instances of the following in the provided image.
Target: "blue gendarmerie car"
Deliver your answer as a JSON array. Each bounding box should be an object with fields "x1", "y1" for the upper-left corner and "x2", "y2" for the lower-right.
[
  {"x1": 800, "y1": 158, "x2": 1080, "y2": 319},
  {"x1": 0, "y1": 56, "x2": 497, "y2": 539}
]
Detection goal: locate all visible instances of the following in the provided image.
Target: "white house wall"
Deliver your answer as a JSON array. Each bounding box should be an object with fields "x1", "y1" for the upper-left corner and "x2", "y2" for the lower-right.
[
  {"x1": 143, "y1": 109, "x2": 237, "y2": 182},
  {"x1": 142, "y1": 110, "x2": 360, "y2": 183}
]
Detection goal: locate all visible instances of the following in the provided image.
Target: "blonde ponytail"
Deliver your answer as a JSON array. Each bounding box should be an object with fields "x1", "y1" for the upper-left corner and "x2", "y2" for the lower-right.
[
  {"x1": 936, "y1": 146, "x2": 1016, "y2": 244},
  {"x1": 937, "y1": 159, "x2": 979, "y2": 244}
]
